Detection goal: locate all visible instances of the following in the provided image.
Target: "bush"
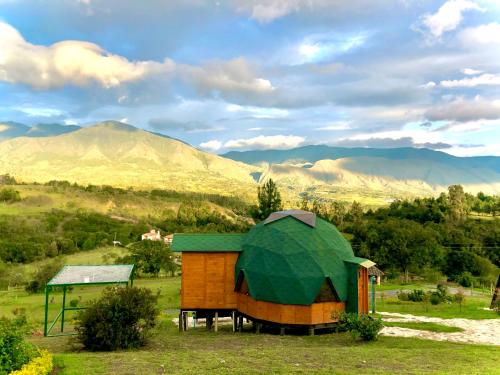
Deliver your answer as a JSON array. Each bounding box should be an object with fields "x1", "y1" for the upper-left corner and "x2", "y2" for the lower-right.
[
  {"x1": 69, "y1": 299, "x2": 79, "y2": 307},
  {"x1": 407, "y1": 289, "x2": 425, "y2": 302},
  {"x1": 430, "y1": 293, "x2": 441, "y2": 305},
  {"x1": 0, "y1": 317, "x2": 36, "y2": 375},
  {"x1": 0, "y1": 188, "x2": 21, "y2": 203},
  {"x1": 456, "y1": 272, "x2": 473, "y2": 288},
  {"x1": 9, "y1": 350, "x2": 53, "y2": 375},
  {"x1": 338, "y1": 313, "x2": 383, "y2": 341},
  {"x1": 397, "y1": 291, "x2": 409, "y2": 301},
  {"x1": 76, "y1": 287, "x2": 159, "y2": 351}
]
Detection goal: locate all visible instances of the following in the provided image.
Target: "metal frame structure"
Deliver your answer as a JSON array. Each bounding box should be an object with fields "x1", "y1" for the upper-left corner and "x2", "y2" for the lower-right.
[{"x1": 44, "y1": 264, "x2": 135, "y2": 337}]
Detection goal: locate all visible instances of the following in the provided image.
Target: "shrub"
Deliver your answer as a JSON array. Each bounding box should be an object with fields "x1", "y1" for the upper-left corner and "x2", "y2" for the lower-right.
[
  {"x1": 397, "y1": 291, "x2": 409, "y2": 301},
  {"x1": 0, "y1": 317, "x2": 36, "y2": 375},
  {"x1": 456, "y1": 272, "x2": 473, "y2": 288},
  {"x1": 338, "y1": 313, "x2": 383, "y2": 341},
  {"x1": 0, "y1": 188, "x2": 21, "y2": 203},
  {"x1": 407, "y1": 289, "x2": 425, "y2": 302},
  {"x1": 454, "y1": 290, "x2": 465, "y2": 312},
  {"x1": 430, "y1": 293, "x2": 441, "y2": 305},
  {"x1": 9, "y1": 350, "x2": 53, "y2": 375},
  {"x1": 75, "y1": 286, "x2": 159, "y2": 351},
  {"x1": 69, "y1": 299, "x2": 79, "y2": 307}
]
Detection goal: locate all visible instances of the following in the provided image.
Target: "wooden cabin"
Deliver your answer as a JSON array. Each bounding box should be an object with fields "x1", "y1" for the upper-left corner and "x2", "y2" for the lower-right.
[{"x1": 172, "y1": 210, "x2": 374, "y2": 334}]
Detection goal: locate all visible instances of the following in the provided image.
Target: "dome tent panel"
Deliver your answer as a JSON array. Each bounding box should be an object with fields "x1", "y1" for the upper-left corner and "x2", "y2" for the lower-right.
[{"x1": 235, "y1": 212, "x2": 355, "y2": 306}]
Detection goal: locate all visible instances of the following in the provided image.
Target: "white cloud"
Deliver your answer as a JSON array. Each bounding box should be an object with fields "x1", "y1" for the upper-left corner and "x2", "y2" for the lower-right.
[
  {"x1": 0, "y1": 21, "x2": 174, "y2": 89},
  {"x1": 14, "y1": 106, "x2": 64, "y2": 117},
  {"x1": 440, "y1": 73, "x2": 500, "y2": 87},
  {"x1": 199, "y1": 139, "x2": 223, "y2": 151},
  {"x1": 458, "y1": 22, "x2": 500, "y2": 46},
  {"x1": 0, "y1": 21, "x2": 273, "y2": 100},
  {"x1": 425, "y1": 96, "x2": 500, "y2": 122},
  {"x1": 422, "y1": 81, "x2": 437, "y2": 89},
  {"x1": 417, "y1": 0, "x2": 483, "y2": 39},
  {"x1": 462, "y1": 68, "x2": 482, "y2": 75},
  {"x1": 183, "y1": 58, "x2": 274, "y2": 97},
  {"x1": 445, "y1": 143, "x2": 500, "y2": 156},
  {"x1": 224, "y1": 134, "x2": 305, "y2": 150},
  {"x1": 315, "y1": 121, "x2": 351, "y2": 131},
  {"x1": 226, "y1": 103, "x2": 288, "y2": 119}
]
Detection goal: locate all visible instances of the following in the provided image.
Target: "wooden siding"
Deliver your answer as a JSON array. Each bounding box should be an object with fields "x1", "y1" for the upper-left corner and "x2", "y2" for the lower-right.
[
  {"x1": 180, "y1": 252, "x2": 239, "y2": 309},
  {"x1": 357, "y1": 267, "x2": 369, "y2": 314},
  {"x1": 237, "y1": 293, "x2": 345, "y2": 325}
]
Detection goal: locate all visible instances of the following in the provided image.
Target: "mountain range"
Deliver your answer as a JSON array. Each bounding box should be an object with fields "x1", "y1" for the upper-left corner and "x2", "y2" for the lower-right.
[{"x1": 0, "y1": 121, "x2": 498, "y2": 204}]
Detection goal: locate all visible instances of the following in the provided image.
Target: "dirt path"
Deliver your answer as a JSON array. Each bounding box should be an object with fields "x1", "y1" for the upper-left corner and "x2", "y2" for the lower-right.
[{"x1": 380, "y1": 311, "x2": 500, "y2": 346}]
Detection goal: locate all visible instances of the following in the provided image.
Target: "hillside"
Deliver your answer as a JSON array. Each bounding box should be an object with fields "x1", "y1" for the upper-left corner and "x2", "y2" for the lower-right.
[
  {"x1": 1, "y1": 122, "x2": 498, "y2": 204},
  {"x1": 224, "y1": 146, "x2": 500, "y2": 198},
  {"x1": 0, "y1": 121, "x2": 260, "y2": 198}
]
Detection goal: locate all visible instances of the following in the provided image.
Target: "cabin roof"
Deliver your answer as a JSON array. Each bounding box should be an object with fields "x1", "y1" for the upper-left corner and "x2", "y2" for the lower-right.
[
  {"x1": 235, "y1": 215, "x2": 364, "y2": 305},
  {"x1": 171, "y1": 233, "x2": 244, "y2": 252}
]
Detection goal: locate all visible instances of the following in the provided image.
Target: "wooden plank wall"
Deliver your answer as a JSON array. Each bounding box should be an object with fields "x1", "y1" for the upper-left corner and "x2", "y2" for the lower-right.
[
  {"x1": 237, "y1": 293, "x2": 345, "y2": 325},
  {"x1": 357, "y1": 267, "x2": 369, "y2": 314},
  {"x1": 181, "y1": 252, "x2": 239, "y2": 309}
]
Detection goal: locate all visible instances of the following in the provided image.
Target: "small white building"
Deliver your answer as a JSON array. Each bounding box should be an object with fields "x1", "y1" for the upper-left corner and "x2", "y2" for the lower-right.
[
  {"x1": 141, "y1": 229, "x2": 162, "y2": 241},
  {"x1": 164, "y1": 233, "x2": 174, "y2": 244}
]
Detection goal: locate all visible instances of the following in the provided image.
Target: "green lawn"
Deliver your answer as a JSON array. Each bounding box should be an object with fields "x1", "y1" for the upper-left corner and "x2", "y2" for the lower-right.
[
  {"x1": 382, "y1": 321, "x2": 464, "y2": 333},
  {"x1": 1, "y1": 277, "x2": 498, "y2": 374},
  {"x1": 375, "y1": 296, "x2": 497, "y2": 319}
]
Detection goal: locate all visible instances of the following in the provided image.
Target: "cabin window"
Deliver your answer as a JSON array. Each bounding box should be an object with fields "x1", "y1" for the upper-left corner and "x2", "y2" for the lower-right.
[{"x1": 314, "y1": 279, "x2": 339, "y2": 302}]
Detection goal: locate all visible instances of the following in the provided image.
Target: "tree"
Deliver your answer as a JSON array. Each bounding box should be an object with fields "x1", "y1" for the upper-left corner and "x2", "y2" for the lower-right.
[
  {"x1": 329, "y1": 201, "x2": 346, "y2": 230},
  {"x1": 118, "y1": 241, "x2": 176, "y2": 277},
  {"x1": 256, "y1": 179, "x2": 282, "y2": 220},
  {"x1": 25, "y1": 258, "x2": 64, "y2": 293},
  {"x1": 447, "y1": 185, "x2": 466, "y2": 225}
]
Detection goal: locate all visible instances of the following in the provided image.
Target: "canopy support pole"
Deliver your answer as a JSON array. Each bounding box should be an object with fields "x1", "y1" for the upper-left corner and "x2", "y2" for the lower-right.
[
  {"x1": 43, "y1": 286, "x2": 50, "y2": 337},
  {"x1": 61, "y1": 286, "x2": 67, "y2": 333}
]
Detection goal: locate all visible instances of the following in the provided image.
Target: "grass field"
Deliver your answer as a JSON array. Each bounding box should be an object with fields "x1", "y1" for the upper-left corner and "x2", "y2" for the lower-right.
[
  {"x1": 0, "y1": 273, "x2": 498, "y2": 375},
  {"x1": 375, "y1": 295, "x2": 496, "y2": 320}
]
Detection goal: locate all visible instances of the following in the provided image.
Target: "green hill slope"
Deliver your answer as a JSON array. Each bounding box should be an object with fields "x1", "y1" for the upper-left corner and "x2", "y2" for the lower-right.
[{"x1": 0, "y1": 121, "x2": 260, "y2": 198}]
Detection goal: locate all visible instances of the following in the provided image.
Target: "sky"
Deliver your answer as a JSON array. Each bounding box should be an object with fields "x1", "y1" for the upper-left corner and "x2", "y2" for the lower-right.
[{"x1": 0, "y1": 0, "x2": 499, "y2": 156}]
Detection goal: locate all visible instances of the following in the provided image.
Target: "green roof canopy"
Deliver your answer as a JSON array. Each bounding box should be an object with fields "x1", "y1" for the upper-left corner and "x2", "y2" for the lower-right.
[
  {"x1": 235, "y1": 213, "x2": 356, "y2": 305},
  {"x1": 172, "y1": 233, "x2": 244, "y2": 252}
]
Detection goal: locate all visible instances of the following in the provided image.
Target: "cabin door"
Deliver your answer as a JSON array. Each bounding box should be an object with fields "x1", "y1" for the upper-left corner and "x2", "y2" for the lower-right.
[{"x1": 357, "y1": 267, "x2": 369, "y2": 314}]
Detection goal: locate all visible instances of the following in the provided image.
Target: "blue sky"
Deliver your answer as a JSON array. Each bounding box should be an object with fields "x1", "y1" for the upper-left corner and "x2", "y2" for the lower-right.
[{"x1": 0, "y1": 0, "x2": 499, "y2": 156}]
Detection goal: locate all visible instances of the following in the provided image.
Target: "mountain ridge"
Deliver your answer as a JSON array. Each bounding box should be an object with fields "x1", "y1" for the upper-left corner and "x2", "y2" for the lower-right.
[{"x1": 0, "y1": 121, "x2": 498, "y2": 203}]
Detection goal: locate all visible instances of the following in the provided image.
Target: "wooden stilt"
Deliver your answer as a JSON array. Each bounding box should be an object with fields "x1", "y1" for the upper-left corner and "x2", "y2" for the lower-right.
[
  {"x1": 238, "y1": 315, "x2": 243, "y2": 332},
  {"x1": 256, "y1": 322, "x2": 261, "y2": 334},
  {"x1": 308, "y1": 327, "x2": 315, "y2": 336},
  {"x1": 232, "y1": 311, "x2": 237, "y2": 332},
  {"x1": 207, "y1": 315, "x2": 213, "y2": 330},
  {"x1": 183, "y1": 312, "x2": 188, "y2": 331},
  {"x1": 179, "y1": 312, "x2": 183, "y2": 332},
  {"x1": 280, "y1": 327, "x2": 285, "y2": 336},
  {"x1": 214, "y1": 311, "x2": 218, "y2": 332}
]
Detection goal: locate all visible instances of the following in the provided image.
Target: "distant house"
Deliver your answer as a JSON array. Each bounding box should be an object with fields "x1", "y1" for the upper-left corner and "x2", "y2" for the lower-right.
[
  {"x1": 141, "y1": 229, "x2": 162, "y2": 241},
  {"x1": 164, "y1": 233, "x2": 174, "y2": 244},
  {"x1": 141, "y1": 229, "x2": 174, "y2": 245},
  {"x1": 368, "y1": 266, "x2": 384, "y2": 285}
]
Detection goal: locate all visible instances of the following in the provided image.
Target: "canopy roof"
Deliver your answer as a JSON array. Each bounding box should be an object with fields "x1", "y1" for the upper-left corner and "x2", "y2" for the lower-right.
[
  {"x1": 47, "y1": 265, "x2": 134, "y2": 286},
  {"x1": 235, "y1": 215, "x2": 369, "y2": 305},
  {"x1": 172, "y1": 233, "x2": 244, "y2": 252}
]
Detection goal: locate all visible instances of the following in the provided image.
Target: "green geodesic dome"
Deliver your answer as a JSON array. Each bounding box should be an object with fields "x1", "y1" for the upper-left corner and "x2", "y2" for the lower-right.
[{"x1": 235, "y1": 211, "x2": 355, "y2": 305}]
